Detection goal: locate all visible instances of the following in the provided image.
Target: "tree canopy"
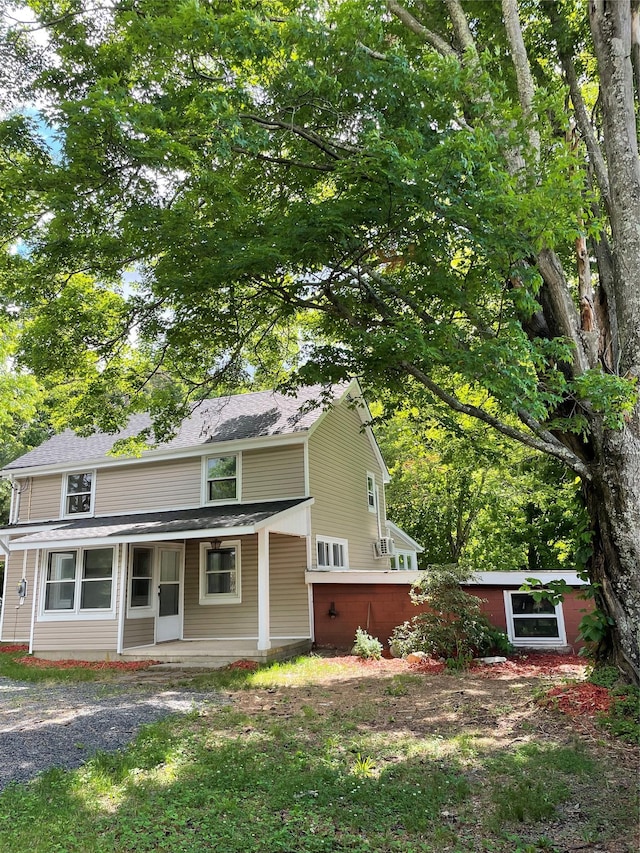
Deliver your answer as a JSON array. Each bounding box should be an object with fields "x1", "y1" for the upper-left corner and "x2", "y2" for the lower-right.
[{"x1": 1, "y1": 0, "x2": 639, "y2": 679}]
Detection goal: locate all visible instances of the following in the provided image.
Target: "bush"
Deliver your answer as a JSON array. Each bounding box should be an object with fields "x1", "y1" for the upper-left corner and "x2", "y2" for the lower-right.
[
  {"x1": 389, "y1": 565, "x2": 511, "y2": 660},
  {"x1": 352, "y1": 627, "x2": 383, "y2": 660}
]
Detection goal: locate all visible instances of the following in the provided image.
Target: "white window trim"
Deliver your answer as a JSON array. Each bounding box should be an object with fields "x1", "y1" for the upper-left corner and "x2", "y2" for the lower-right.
[
  {"x1": 39, "y1": 546, "x2": 116, "y2": 621},
  {"x1": 390, "y1": 549, "x2": 416, "y2": 571},
  {"x1": 125, "y1": 543, "x2": 185, "y2": 619},
  {"x1": 503, "y1": 590, "x2": 567, "y2": 647},
  {"x1": 126, "y1": 545, "x2": 156, "y2": 619},
  {"x1": 201, "y1": 453, "x2": 241, "y2": 505},
  {"x1": 315, "y1": 535, "x2": 349, "y2": 569},
  {"x1": 199, "y1": 540, "x2": 242, "y2": 605},
  {"x1": 60, "y1": 470, "x2": 97, "y2": 519},
  {"x1": 366, "y1": 472, "x2": 377, "y2": 513}
]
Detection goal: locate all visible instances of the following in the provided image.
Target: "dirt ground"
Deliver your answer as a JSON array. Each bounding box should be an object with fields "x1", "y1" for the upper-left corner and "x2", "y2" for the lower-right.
[{"x1": 226, "y1": 655, "x2": 639, "y2": 853}]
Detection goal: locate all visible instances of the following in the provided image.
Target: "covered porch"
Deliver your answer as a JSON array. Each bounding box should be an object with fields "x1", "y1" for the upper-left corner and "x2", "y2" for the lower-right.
[{"x1": 9, "y1": 498, "x2": 314, "y2": 662}]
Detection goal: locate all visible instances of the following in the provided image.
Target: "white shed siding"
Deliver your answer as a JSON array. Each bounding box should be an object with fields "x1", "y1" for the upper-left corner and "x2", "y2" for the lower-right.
[{"x1": 308, "y1": 400, "x2": 386, "y2": 569}]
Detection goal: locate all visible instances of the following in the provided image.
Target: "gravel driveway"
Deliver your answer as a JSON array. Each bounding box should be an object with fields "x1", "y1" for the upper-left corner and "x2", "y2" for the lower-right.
[{"x1": 0, "y1": 675, "x2": 227, "y2": 790}]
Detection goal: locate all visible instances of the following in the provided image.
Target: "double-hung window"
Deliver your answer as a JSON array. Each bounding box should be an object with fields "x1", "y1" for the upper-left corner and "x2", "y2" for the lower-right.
[
  {"x1": 63, "y1": 472, "x2": 94, "y2": 516},
  {"x1": 366, "y1": 473, "x2": 377, "y2": 513},
  {"x1": 129, "y1": 547, "x2": 154, "y2": 611},
  {"x1": 504, "y1": 591, "x2": 566, "y2": 646},
  {"x1": 43, "y1": 548, "x2": 114, "y2": 615},
  {"x1": 204, "y1": 455, "x2": 239, "y2": 503},
  {"x1": 199, "y1": 541, "x2": 241, "y2": 604},
  {"x1": 316, "y1": 536, "x2": 348, "y2": 569}
]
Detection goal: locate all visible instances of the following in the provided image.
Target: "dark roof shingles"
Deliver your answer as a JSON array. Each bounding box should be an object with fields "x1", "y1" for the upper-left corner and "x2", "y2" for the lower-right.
[{"x1": 4, "y1": 385, "x2": 344, "y2": 471}]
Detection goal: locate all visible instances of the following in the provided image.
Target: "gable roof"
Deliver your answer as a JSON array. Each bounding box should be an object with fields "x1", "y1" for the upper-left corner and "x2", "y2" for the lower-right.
[{"x1": 3, "y1": 384, "x2": 350, "y2": 473}]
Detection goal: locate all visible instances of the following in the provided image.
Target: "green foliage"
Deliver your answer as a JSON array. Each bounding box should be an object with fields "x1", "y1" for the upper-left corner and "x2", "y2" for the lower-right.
[
  {"x1": 390, "y1": 565, "x2": 509, "y2": 660},
  {"x1": 598, "y1": 686, "x2": 640, "y2": 744},
  {"x1": 352, "y1": 627, "x2": 383, "y2": 660},
  {"x1": 377, "y1": 401, "x2": 589, "y2": 573}
]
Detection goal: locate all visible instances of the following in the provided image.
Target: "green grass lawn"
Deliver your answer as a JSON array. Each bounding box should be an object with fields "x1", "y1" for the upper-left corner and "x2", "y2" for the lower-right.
[{"x1": 0, "y1": 651, "x2": 637, "y2": 853}]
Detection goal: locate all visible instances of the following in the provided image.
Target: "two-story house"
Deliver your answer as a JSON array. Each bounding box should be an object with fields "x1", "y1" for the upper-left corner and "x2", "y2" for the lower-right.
[{"x1": 0, "y1": 381, "x2": 422, "y2": 664}]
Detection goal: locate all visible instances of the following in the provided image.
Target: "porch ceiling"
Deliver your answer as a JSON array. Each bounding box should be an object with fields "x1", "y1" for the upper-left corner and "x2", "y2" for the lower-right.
[{"x1": 8, "y1": 498, "x2": 312, "y2": 550}]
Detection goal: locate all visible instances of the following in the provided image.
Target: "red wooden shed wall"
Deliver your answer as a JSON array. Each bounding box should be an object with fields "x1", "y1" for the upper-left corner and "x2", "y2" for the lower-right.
[{"x1": 312, "y1": 583, "x2": 591, "y2": 651}]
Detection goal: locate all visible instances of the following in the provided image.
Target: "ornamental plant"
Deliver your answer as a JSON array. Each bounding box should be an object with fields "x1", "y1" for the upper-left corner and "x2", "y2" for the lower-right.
[{"x1": 390, "y1": 565, "x2": 510, "y2": 660}]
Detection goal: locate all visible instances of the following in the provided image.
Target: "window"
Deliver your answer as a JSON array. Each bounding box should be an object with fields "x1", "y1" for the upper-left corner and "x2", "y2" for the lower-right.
[
  {"x1": 316, "y1": 536, "x2": 348, "y2": 569},
  {"x1": 129, "y1": 547, "x2": 153, "y2": 610},
  {"x1": 204, "y1": 455, "x2": 238, "y2": 503},
  {"x1": 63, "y1": 472, "x2": 94, "y2": 516},
  {"x1": 45, "y1": 551, "x2": 76, "y2": 610},
  {"x1": 366, "y1": 473, "x2": 377, "y2": 512},
  {"x1": 199, "y1": 541, "x2": 241, "y2": 604},
  {"x1": 390, "y1": 550, "x2": 415, "y2": 570},
  {"x1": 504, "y1": 591, "x2": 566, "y2": 646},
  {"x1": 43, "y1": 548, "x2": 114, "y2": 615}
]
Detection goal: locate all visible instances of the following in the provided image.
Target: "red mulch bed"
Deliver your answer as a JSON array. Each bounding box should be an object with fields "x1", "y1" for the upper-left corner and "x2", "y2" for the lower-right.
[
  {"x1": 14, "y1": 656, "x2": 159, "y2": 671},
  {"x1": 0, "y1": 644, "x2": 29, "y2": 654},
  {"x1": 226, "y1": 659, "x2": 260, "y2": 671},
  {"x1": 544, "y1": 682, "x2": 612, "y2": 716},
  {"x1": 472, "y1": 652, "x2": 587, "y2": 679}
]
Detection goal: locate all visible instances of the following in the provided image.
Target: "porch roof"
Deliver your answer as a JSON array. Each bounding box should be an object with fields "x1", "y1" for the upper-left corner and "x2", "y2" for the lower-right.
[{"x1": 7, "y1": 498, "x2": 312, "y2": 550}]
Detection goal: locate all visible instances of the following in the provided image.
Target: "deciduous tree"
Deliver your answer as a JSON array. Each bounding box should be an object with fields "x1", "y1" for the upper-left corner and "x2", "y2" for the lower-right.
[{"x1": 1, "y1": 0, "x2": 638, "y2": 679}]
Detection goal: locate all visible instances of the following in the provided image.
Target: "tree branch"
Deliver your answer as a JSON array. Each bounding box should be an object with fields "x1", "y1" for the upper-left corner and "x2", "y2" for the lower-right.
[
  {"x1": 399, "y1": 359, "x2": 593, "y2": 480},
  {"x1": 501, "y1": 0, "x2": 540, "y2": 159},
  {"x1": 385, "y1": 1, "x2": 457, "y2": 57},
  {"x1": 239, "y1": 114, "x2": 359, "y2": 159},
  {"x1": 443, "y1": 0, "x2": 477, "y2": 56},
  {"x1": 230, "y1": 145, "x2": 335, "y2": 172}
]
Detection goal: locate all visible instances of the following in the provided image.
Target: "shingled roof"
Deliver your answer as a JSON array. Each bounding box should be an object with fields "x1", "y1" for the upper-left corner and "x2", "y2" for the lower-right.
[{"x1": 4, "y1": 384, "x2": 350, "y2": 472}]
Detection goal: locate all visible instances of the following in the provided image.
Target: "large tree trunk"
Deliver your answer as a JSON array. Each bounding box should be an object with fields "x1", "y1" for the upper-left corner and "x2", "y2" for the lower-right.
[
  {"x1": 585, "y1": 418, "x2": 640, "y2": 681},
  {"x1": 585, "y1": 1, "x2": 640, "y2": 682}
]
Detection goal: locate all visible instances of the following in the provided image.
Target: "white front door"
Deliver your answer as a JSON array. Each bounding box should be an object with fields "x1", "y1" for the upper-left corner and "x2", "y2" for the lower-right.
[{"x1": 156, "y1": 548, "x2": 182, "y2": 642}]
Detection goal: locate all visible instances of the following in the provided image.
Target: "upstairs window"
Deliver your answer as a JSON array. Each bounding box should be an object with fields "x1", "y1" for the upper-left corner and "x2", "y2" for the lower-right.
[
  {"x1": 316, "y1": 536, "x2": 348, "y2": 569},
  {"x1": 366, "y1": 473, "x2": 376, "y2": 512},
  {"x1": 204, "y1": 455, "x2": 238, "y2": 503},
  {"x1": 64, "y1": 472, "x2": 94, "y2": 516}
]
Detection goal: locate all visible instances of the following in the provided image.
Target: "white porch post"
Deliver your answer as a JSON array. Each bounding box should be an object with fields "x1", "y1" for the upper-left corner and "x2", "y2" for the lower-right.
[
  {"x1": 257, "y1": 527, "x2": 271, "y2": 651},
  {"x1": 116, "y1": 543, "x2": 127, "y2": 654}
]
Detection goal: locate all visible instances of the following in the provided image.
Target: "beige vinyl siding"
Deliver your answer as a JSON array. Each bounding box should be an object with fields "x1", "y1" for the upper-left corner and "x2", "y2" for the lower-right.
[
  {"x1": 17, "y1": 475, "x2": 61, "y2": 522},
  {"x1": 123, "y1": 617, "x2": 154, "y2": 648},
  {"x1": 242, "y1": 445, "x2": 305, "y2": 501},
  {"x1": 95, "y1": 457, "x2": 201, "y2": 515},
  {"x1": 0, "y1": 549, "x2": 35, "y2": 641},
  {"x1": 183, "y1": 535, "x2": 258, "y2": 639},
  {"x1": 269, "y1": 534, "x2": 310, "y2": 637},
  {"x1": 308, "y1": 399, "x2": 386, "y2": 570},
  {"x1": 32, "y1": 619, "x2": 119, "y2": 652}
]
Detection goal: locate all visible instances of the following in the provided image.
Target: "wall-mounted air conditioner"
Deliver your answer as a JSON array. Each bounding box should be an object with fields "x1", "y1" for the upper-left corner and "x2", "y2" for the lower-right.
[{"x1": 374, "y1": 537, "x2": 395, "y2": 558}]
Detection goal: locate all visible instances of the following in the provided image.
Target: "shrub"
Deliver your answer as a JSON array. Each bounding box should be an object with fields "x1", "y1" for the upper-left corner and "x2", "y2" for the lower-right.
[
  {"x1": 389, "y1": 565, "x2": 511, "y2": 660},
  {"x1": 352, "y1": 627, "x2": 383, "y2": 660}
]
